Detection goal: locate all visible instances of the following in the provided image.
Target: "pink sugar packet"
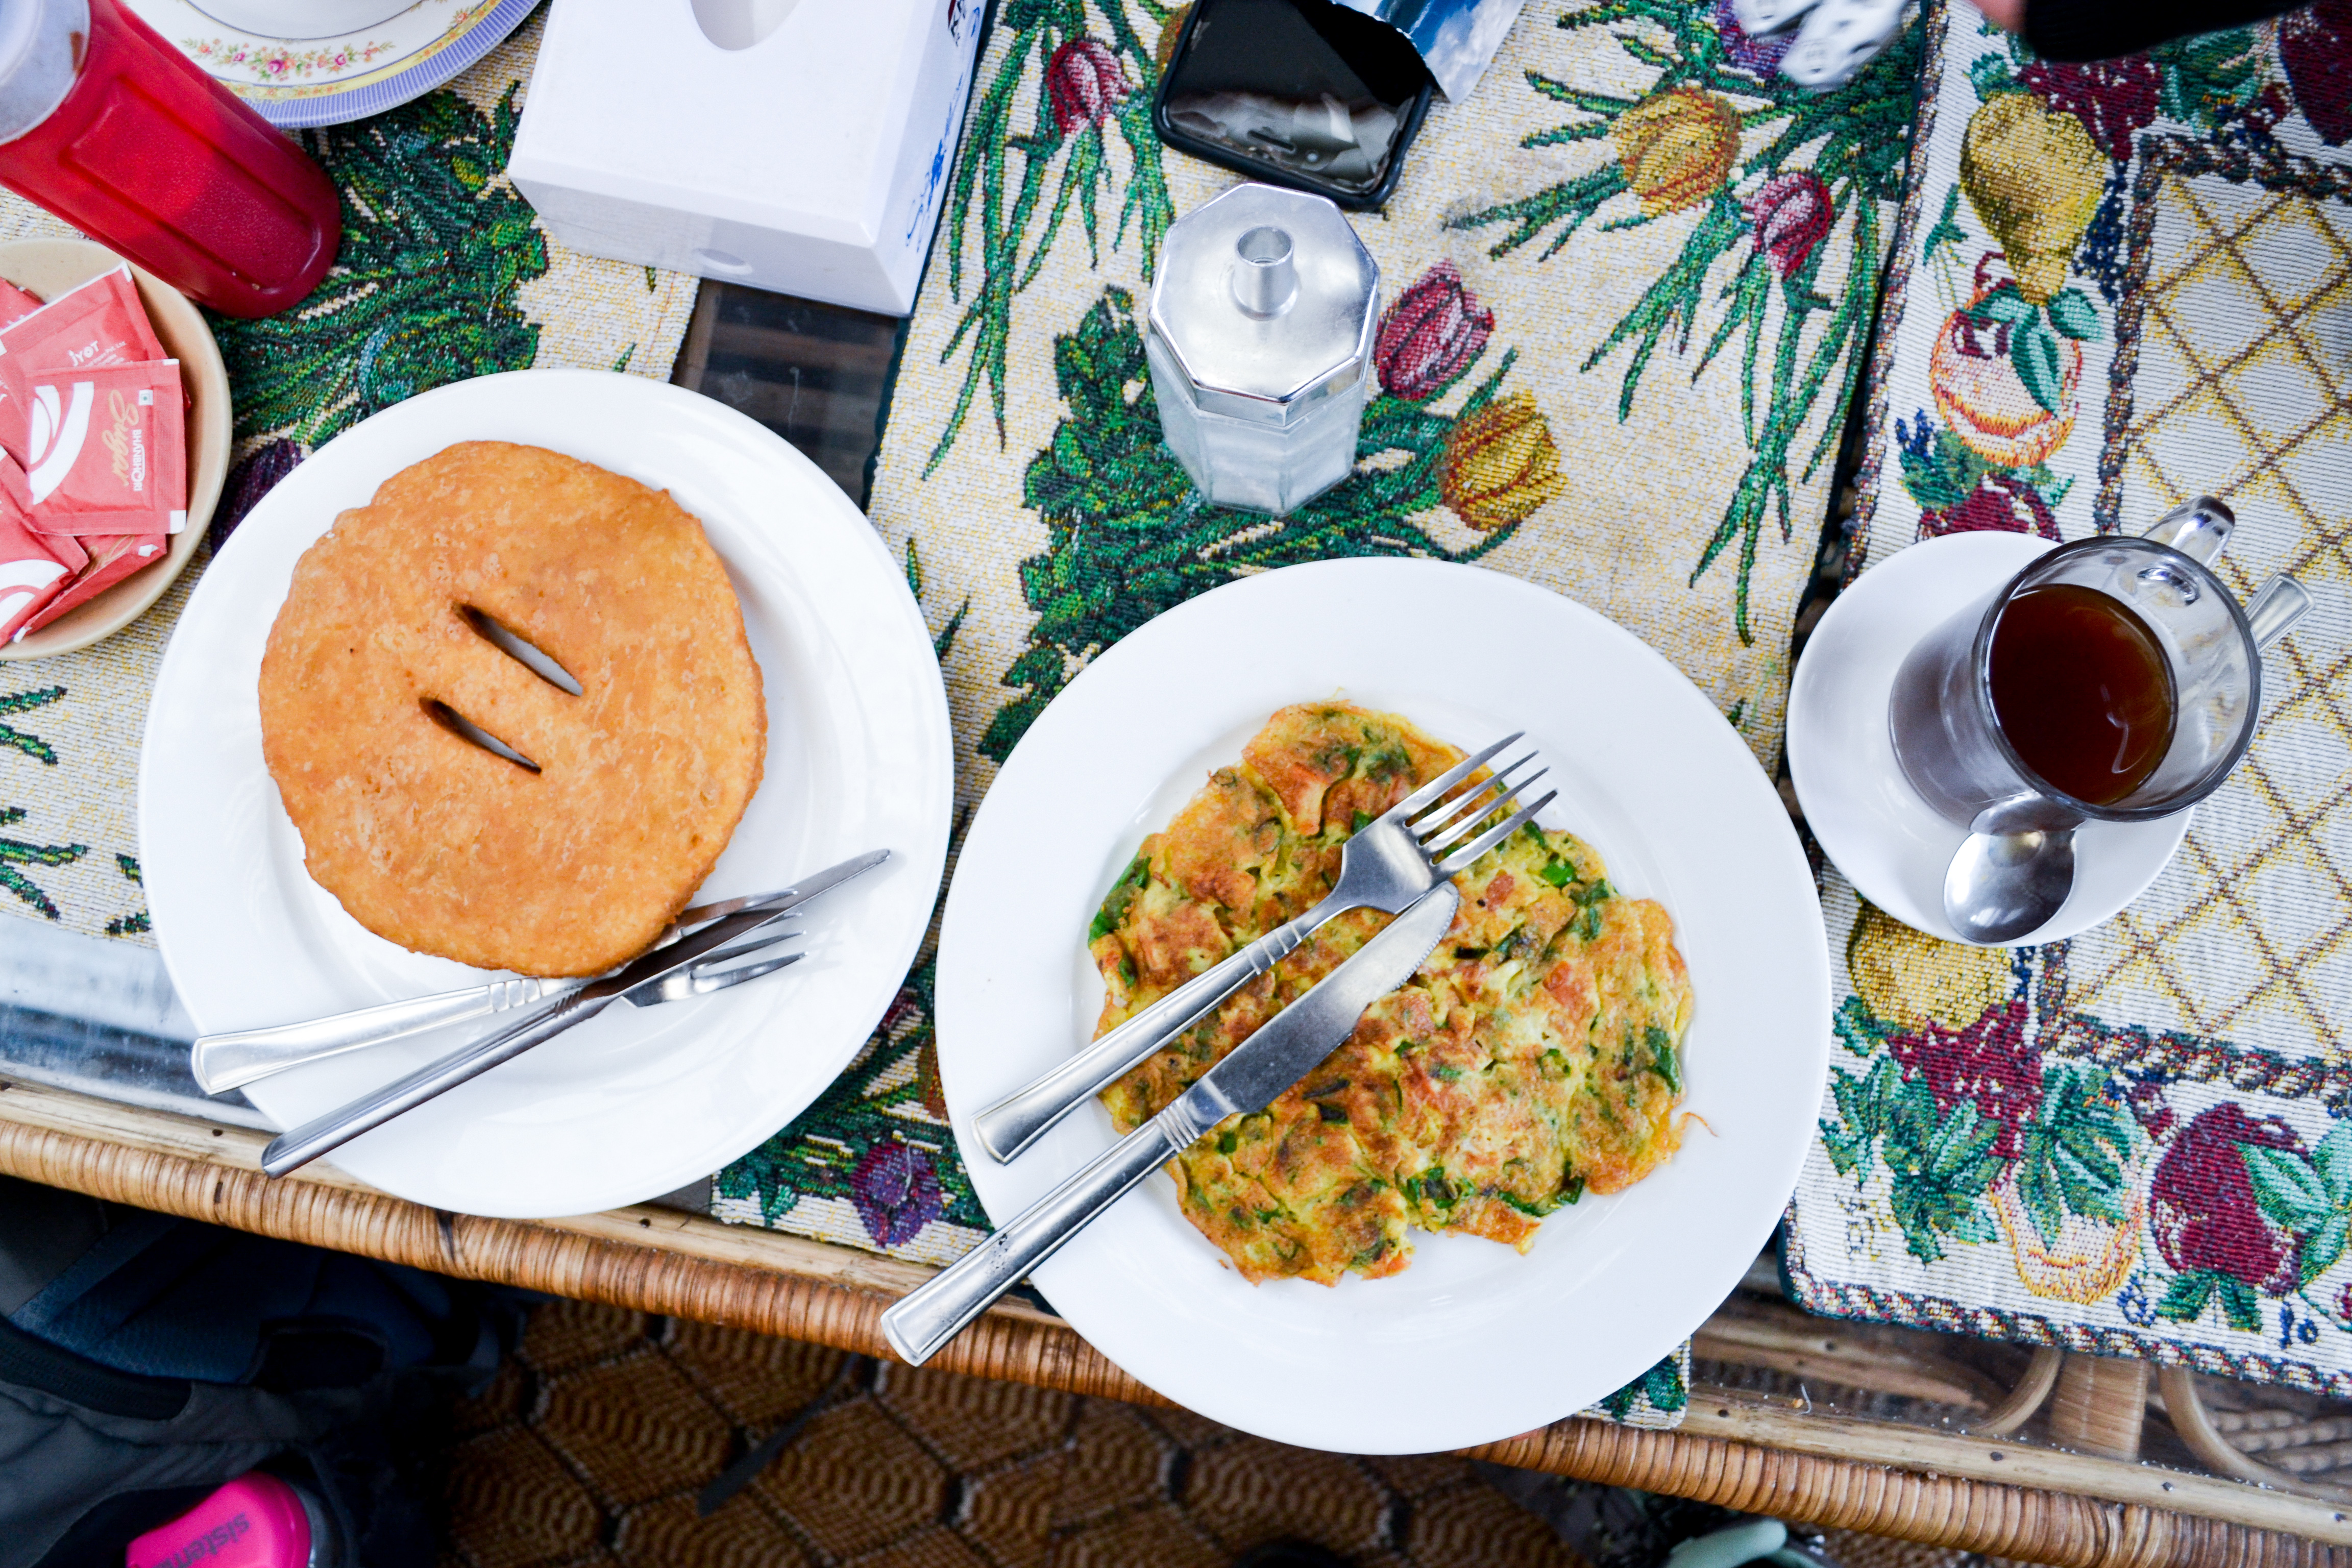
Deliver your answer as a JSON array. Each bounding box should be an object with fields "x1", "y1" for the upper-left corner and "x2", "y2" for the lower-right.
[
  {"x1": 0, "y1": 264, "x2": 165, "y2": 461},
  {"x1": 19, "y1": 527, "x2": 163, "y2": 637},
  {"x1": 0, "y1": 278, "x2": 42, "y2": 332},
  {"x1": 0, "y1": 486, "x2": 83, "y2": 643},
  {"x1": 4, "y1": 359, "x2": 187, "y2": 535}
]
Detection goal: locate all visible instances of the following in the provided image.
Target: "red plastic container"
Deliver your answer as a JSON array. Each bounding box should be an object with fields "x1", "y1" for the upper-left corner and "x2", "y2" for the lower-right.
[{"x1": 0, "y1": 0, "x2": 340, "y2": 317}]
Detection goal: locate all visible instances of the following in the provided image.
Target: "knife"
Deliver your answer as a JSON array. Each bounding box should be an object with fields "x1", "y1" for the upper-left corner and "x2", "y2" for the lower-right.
[
  {"x1": 258, "y1": 848, "x2": 891, "y2": 1179},
  {"x1": 880, "y1": 880, "x2": 1460, "y2": 1367},
  {"x1": 193, "y1": 883, "x2": 823, "y2": 1096}
]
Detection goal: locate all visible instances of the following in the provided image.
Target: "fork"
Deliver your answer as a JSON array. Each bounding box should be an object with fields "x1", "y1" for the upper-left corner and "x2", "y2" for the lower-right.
[
  {"x1": 190, "y1": 887, "x2": 808, "y2": 1095},
  {"x1": 971, "y1": 733, "x2": 1557, "y2": 1164}
]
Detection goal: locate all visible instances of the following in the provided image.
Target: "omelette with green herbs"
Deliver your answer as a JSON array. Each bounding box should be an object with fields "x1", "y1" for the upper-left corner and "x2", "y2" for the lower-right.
[{"x1": 1092, "y1": 703, "x2": 1693, "y2": 1285}]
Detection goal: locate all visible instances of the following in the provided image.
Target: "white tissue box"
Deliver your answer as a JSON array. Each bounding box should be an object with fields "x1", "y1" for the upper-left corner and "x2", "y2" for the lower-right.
[{"x1": 507, "y1": 0, "x2": 984, "y2": 316}]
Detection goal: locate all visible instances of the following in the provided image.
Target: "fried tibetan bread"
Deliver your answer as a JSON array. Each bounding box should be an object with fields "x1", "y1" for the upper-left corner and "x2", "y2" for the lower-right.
[
  {"x1": 1092, "y1": 703, "x2": 1692, "y2": 1284},
  {"x1": 259, "y1": 441, "x2": 765, "y2": 977}
]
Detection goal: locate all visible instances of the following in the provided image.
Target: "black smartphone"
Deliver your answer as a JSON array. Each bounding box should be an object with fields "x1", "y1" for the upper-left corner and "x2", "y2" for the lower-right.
[{"x1": 1153, "y1": 0, "x2": 1436, "y2": 211}]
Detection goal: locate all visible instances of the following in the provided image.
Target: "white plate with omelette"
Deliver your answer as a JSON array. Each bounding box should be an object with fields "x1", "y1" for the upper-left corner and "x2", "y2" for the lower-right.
[
  {"x1": 934, "y1": 558, "x2": 1828, "y2": 1454},
  {"x1": 140, "y1": 370, "x2": 953, "y2": 1218}
]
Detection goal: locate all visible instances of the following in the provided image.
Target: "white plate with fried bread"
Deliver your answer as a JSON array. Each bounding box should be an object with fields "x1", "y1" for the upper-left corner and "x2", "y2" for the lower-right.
[
  {"x1": 140, "y1": 369, "x2": 953, "y2": 1218},
  {"x1": 933, "y1": 558, "x2": 1828, "y2": 1454}
]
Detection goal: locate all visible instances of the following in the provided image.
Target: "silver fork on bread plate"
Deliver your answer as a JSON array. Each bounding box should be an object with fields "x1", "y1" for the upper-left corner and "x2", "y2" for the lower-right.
[
  {"x1": 191, "y1": 886, "x2": 817, "y2": 1095},
  {"x1": 971, "y1": 734, "x2": 1557, "y2": 1164}
]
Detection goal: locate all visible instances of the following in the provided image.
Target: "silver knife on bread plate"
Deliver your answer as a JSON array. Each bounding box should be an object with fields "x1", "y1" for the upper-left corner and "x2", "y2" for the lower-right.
[
  {"x1": 881, "y1": 879, "x2": 1460, "y2": 1367},
  {"x1": 193, "y1": 862, "x2": 878, "y2": 1095},
  {"x1": 258, "y1": 848, "x2": 890, "y2": 1179}
]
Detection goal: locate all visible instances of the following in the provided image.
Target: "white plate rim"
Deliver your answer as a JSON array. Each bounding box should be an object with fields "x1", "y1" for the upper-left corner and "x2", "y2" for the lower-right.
[
  {"x1": 138, "y1": 367, "x2": 953, "y2": 1217},
  {"x1": 934, "y1": 556, "x2": 1831, "y2": 1453},
  {"x1": 1787, "y1": 531, "x2": 2188, "y2": 946}
]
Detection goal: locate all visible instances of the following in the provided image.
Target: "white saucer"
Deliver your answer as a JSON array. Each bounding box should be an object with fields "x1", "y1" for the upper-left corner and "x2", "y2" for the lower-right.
[{"x1": 1786, "y1": 532, "x2": 2189, "y2": 947}]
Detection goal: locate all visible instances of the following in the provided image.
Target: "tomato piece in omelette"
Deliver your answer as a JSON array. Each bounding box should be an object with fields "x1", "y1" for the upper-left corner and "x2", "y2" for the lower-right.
[{"x1": 1090, "y1": 703, "x2": 1693, "y2": 1284}]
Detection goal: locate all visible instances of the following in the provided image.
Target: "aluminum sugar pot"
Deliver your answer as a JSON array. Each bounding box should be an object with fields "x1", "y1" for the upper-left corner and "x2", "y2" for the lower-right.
[{"x1": 1146, "y1": 182, "x2": 1380, "y2": 516}]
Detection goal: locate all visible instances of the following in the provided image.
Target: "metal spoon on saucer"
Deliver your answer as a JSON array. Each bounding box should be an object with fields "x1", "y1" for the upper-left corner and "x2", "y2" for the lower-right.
[
  {"x1": 1944, "y1": 572, "x2": 2315, "y2": 944},
  {"x1": 1945, "y1": 794, "x2": 2078, "y2": 945}
]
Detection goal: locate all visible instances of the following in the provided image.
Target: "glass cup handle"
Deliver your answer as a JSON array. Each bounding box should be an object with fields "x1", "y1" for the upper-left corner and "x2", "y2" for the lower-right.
[
  {"x1": 2245, "y1": 573, "x2": 2314, "y2": 651},
  {"x1": 2144, "y1": 496, "x2": 2235, "y2": 564}
]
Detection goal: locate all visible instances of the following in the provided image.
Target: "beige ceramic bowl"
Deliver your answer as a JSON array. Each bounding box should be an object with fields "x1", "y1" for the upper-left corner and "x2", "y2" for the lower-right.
[{"x1": 0, "y1": 238, "x2": 233, "y2": 660}]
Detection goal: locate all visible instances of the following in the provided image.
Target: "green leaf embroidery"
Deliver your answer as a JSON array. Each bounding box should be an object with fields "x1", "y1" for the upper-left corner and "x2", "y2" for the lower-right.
[
  {"x1": 2157, "y1": 1269, "x2": 2216, "y2": 1324},
  {"x1": 1968, "y1": 284, "x2": 2036, "y2": 325},
  {"x1": 214, "y1": 84, "x2": 547, "y2": 448},
  {"x1": 1827, "y1": 1056, "x2": 2001, "y2": 1265},
  {"x1": 2150, "y1": 27, "x2": 2264, "y2": 131},
  {"x1": 2009, "y1": 314, "x2": 2065, "y2": 414},
  {"x1": 2311, "y1": 1124, "x2": 2352, "y2": 1207},
  {"x1": 2220, "y1": 1276, "x2": 2264, "y2": 1334},
  {"x1": 2013, "y1": 1063, "x2": 2136, "y2": 1247},
  {"x1": 1833, "y1": 995, "x2": 1896, "y2": 1058},
  {"x1": 1968, "y1": 53, "x2": 2020, "y2": 99},
  {"x1": 0, "y1": 805, "x2": 86, "y2": 921},
  {"x1": 2242, "y1": 1143, "x2": 2332, "y2": 1232},
  {"x1": 2304, "y1": 1212, "x2": 2350, "y2": 1286},
  {"x1": 2045, "y1": 288, "x2": 2101, "y2": 341},
  {"x1": 1922, "y1": 185, "x2": 1965, "y2": 263},
  {"x1": 104, "y1": 851, "x2": 148, "y2": 937},
  {"x1": 928, "y1": 5, "x2": 1174, "y2": 475},
  {"x1": 0, "y1": 685, "x2": 66, "y2": 766},
  {"x1": 1643, "y1": 1353, "x2": 1687, "y2": 1412},
  {"x1": 980, "y1": 290, "x2": 1523, "y2": 760},
  {"x1": 1598, "y1": 1350, "x2": 1684, "y2": 1420},
  {"x1": 1896, "y1": 439, "x2": 1968, "y2": 512}
]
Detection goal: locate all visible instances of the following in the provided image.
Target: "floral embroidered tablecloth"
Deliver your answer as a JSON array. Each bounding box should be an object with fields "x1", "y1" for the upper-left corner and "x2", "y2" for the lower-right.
[
  {"x1": 1784, "y1": 0, "x2": 2352, "y2": 1393},
  {"x1": 707, "y1": 0, "x2": 1930, "y2": 1429},
  {"x1": 0, "y1": 13, "x2": 698, "y2": 938}
]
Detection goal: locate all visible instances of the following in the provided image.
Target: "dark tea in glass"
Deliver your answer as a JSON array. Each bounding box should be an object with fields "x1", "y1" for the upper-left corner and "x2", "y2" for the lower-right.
[
  {"x1": 1985, "y1": 584, "x2": 2177, "y2": 807},
  {"x1": 1890, "y1": 530, "x2": 2262, "y2": 832}
]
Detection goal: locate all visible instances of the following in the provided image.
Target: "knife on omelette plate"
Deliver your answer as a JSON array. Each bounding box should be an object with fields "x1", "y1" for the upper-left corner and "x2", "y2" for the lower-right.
[
  {"x1": 259, "y1": 848, "x2": 890, "y2": 1179},
  {"x1": 881, "y1": 879, "x2": 1461, "y2": 1367}
]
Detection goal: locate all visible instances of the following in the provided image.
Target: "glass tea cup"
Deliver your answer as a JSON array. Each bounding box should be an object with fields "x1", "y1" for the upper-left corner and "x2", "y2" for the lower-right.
[{"x1": 1889, "y1": 498, "x2": 2308, "y2": 836}]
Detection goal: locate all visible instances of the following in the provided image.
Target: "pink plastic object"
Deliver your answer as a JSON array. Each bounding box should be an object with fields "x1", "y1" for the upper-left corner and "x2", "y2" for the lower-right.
[
  {"x1": 0, "y1": 0, "x2": 340, "y2": 317},
  {"x1": 124, "y1": 1473, "x2": 326, "y2": 1568}
]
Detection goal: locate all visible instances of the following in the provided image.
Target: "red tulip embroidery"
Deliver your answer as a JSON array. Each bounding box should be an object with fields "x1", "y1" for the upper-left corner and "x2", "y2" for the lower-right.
[
  {"x1": 1744, "y1": 173, "x2": 1835, "y2": 279},
  {"x1": 1046, "y1": 37, "x2": 1131, "y2": 136},
  {"x1": 1375, "y1": 262, "x2": 1496, "y2": 401}
]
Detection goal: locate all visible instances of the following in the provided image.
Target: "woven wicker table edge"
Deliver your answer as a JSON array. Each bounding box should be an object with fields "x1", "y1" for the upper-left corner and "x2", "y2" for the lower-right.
[{"x1": 0, "y1": 1075, "x2": 2344, "y2": 1565}]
